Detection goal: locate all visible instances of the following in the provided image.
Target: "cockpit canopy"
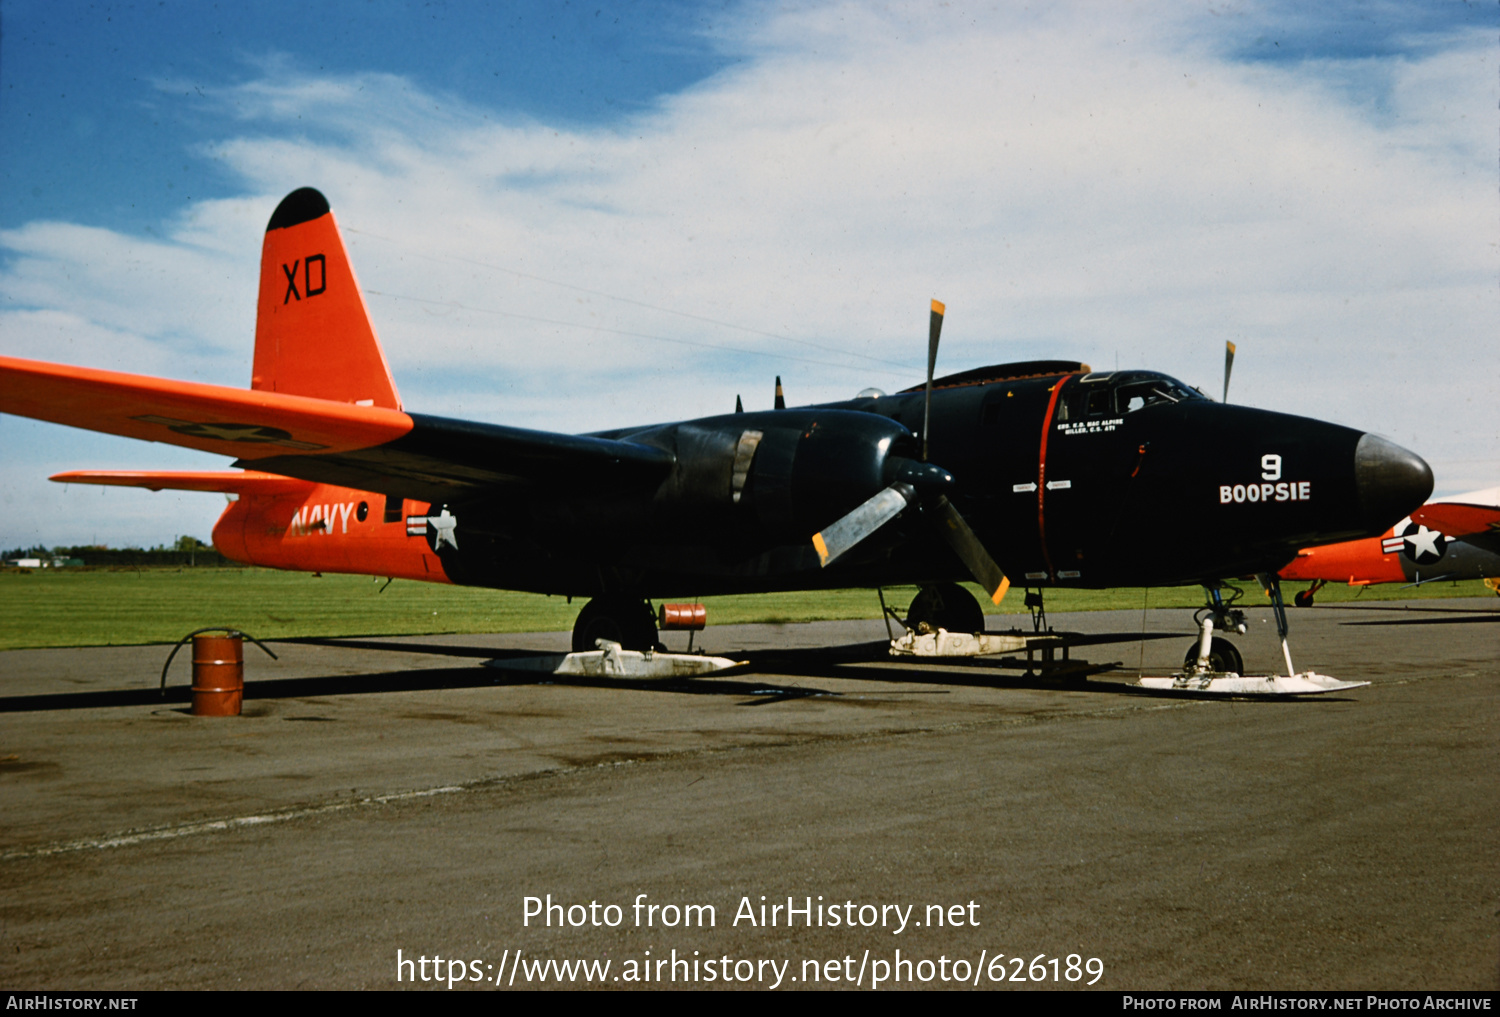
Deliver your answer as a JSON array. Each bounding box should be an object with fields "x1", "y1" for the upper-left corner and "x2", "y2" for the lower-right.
[{"x1": 1058, "y1": 371, "x2": 1205, "y2": 421}]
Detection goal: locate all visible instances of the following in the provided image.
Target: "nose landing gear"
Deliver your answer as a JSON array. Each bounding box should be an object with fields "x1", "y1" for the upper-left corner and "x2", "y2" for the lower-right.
[
  {"x1": 1184, "y1": 634, "x2": 1244, "y2": 675},
  {"x1": 1139, "y1": 576, "x2": 1369, "y2": 696},
  {"x1": 1183, "y1": 584, "x2": 1246, "y2": 675}
]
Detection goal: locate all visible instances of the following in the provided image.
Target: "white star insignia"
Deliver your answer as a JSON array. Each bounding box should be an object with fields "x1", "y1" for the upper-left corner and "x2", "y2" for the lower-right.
[
  {"x1": 1404, "y1": 525, "x2": 1441, "y2": 559},
  {"x1": 429, "y1": 509, "x2": 459, "y2": 550}
]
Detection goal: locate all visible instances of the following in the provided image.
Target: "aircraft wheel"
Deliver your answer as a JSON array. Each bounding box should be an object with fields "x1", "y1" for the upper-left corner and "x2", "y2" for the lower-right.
[
  {"x1": 906, "y1": 583, "x2": 985, "y2": 634},
  {"x1": 572, "y1": 596, "x2": 658, "y2": 653},
  {"x1": 1293, "y1": 590, "x2": 1315, "y2": 608},
  {"x1": 1184, "y1": 637, "x2": 1243, "y2": 675}
]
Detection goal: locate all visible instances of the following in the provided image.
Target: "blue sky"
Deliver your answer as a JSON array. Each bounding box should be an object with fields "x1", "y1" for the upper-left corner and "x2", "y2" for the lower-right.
[
  {"x1": 2, "y1": 1, "x2": 738, "y2": 234},
  {"x1": 2, "y1": 0, "x2": 1497, "y2": 548},
  {"x1": 9, "y1": 0, "x2": 1489, "y2": 234}
]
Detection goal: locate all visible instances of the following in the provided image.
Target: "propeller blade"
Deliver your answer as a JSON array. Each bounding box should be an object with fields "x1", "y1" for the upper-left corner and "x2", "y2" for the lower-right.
[
  {"x1": 812, "y1": 484, "x2": 915, "y2": 568},
  {"x1": 774, "y1": 375, "x2": 785, "y2": 410},
  {"x1": 932, "y1": 495, "x2": 1011, "y2": 605},
  {"x1": 735, "y1": 394, "x2": 743, "y2": 413},
  {"x1": 1223, "y1": 341, "x2": 1236, "y2": 404},
  {"x1": 922, "y1": 300, "x2": 944, "y2": 460}
]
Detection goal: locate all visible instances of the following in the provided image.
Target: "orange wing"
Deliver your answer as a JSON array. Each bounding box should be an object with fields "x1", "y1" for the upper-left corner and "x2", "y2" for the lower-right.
[
  {"x1": 1411, "y1": 503, "x2": 1500, "y2": 541},
  {"x1": 1412, "y1": 490, "x2": 1500, "y2": 555},
  {"x1": 50, "y1": 470, "x2": 314, "y2": 495},
  {"x1": 0, "y1": 355, "x2": 412, "y2": 459}
]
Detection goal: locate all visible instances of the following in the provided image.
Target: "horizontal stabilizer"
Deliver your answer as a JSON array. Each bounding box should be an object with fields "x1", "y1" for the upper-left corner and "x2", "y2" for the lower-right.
[
  {"x1": 50, "y1": 470, "x2": 313, "y2": 495},
  {"x1": 1, "y1": 355, "x2": 413, "y2": 459},
  {"x1": 1412, "y1": 487, "x2": 1500, "y2": 555}
]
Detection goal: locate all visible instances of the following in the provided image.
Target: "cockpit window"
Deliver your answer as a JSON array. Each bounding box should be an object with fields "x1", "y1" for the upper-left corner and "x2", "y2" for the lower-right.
[
  {"x1": 1115, "y1": 376, "x2": 1199, "y2": 414},
  {"x1": 1062, "y1": 372, "x2": 1202, "y2": 419}
]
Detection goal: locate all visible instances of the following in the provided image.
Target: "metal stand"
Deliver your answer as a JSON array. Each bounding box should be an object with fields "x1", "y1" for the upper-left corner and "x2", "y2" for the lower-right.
[
  {"x1": 876, "y1": 587, "x2": 900, "y2": 640},
  {"x1": 1024, "y1": 588, "x2": 1047, "y2": 633}
]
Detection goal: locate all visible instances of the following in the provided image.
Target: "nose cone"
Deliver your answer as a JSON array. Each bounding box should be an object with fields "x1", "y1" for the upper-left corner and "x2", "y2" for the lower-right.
[{"x1": 1354, "y1": 433, "x2": 1433, "y2": 531}]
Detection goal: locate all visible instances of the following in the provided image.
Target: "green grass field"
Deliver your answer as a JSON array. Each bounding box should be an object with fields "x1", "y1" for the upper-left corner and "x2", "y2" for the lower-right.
[{"x1": 0, "y1": 566, "x2": 1491, "y2": 651}]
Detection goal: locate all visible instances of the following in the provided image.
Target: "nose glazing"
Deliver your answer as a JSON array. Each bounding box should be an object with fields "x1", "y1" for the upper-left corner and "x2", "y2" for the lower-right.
[{"x1": 1354, "y1": 433, "x2": 1433, "y2": 532}]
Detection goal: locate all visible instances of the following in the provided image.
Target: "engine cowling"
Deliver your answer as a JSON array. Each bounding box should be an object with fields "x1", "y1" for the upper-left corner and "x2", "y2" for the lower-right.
[{"x1": 628, "y1": 409, "x2": 915, "y2": 541}]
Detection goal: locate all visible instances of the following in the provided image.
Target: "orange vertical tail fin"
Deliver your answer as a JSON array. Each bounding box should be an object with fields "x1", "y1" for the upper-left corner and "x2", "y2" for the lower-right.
[{"x1": 252, "y1": 188, "x2": 402, "y2": 410}]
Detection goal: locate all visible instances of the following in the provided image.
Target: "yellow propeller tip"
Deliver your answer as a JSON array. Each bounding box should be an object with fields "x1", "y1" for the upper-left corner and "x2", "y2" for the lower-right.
[{"x1": 811, "y1": 531, "x2": 830, "y2": 565}]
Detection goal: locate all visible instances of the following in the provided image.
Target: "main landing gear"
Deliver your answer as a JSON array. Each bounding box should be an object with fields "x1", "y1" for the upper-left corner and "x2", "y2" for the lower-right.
[
  {"x1": 502, "y1": 597, "x2": 738, "y2": 678},
  {"x1": 899, "y1": 581, "x2": 1048, "y2": 639},
  {"x1": 571, "y1": 596, "x2": 659, "y2": 653},
  {"x1": 887, "y1": 583, "x2": 1102, "y2": 679},
  {"x1": 903, "y1": 582, "x2": 985, "y2": 635}
]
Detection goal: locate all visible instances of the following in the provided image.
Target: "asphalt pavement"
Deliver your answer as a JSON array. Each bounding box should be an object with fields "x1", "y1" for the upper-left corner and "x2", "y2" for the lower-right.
[{"x1": 1, "y1": 599, "x2": 1495, "y2": 990}]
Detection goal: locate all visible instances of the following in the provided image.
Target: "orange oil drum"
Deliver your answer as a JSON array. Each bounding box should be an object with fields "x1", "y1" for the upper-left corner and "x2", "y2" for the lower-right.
[
  {"x1": 658, "y1": 603, "x2": 707, "y2": 630},
  {"x1": 191, "y1": 634, "x2": 244, "y2": 716}
]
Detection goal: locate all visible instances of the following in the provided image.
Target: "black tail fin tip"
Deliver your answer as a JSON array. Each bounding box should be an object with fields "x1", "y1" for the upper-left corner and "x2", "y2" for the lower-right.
[{"x1": 267, "y1": 188, "x2": 331, "y2": 232}]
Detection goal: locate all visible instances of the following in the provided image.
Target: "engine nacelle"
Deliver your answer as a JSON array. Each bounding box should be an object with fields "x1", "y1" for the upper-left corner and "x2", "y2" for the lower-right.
[
  {"x1": 620, "y1": 409, "x2": 914, "y2": 542},
  {"x1": 743, "y1": 410, "x2": 914, "y2": 536}
]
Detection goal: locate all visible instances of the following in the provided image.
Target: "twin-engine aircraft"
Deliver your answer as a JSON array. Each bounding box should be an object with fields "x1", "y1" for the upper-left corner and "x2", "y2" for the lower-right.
[
  {"x1": 1280, "y1": 487, "x2": 1500, "y2": 605},
  {"x1": 1, "y1": 188, "x2": 1435, "y2": 667}
]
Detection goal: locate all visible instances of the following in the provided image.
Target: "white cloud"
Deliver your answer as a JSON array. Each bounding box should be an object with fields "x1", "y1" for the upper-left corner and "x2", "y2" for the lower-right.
[{"x1": 2, "y1": 2, "x2": 1496, "y2": 548}]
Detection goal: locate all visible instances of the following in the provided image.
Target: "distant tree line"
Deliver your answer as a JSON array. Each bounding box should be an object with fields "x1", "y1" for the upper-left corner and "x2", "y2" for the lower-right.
[{"x1": 2, "y1": 537, "x2": 244, "y2": 568}]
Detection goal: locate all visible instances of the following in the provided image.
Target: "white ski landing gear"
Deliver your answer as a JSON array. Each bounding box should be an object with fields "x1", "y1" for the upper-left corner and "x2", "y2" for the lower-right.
[
  {"x1": 1136, "y1": 575, "x2": 1369, "y2": 697},
  {"x1": 1137, "y1": 670, "x2": 1366, "y2": 695},
  {"x1": 889, "y1": 628, "x2": 1028, "y2": 657},
  {"x1": 493, "y1": 640, "x2": 744, "y2": 679}
]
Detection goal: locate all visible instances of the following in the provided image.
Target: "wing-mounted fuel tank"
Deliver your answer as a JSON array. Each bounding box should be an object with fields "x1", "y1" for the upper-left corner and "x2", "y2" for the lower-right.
[{"x1": 619, "y1": 409, "x2": 917, "y2": 545}]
